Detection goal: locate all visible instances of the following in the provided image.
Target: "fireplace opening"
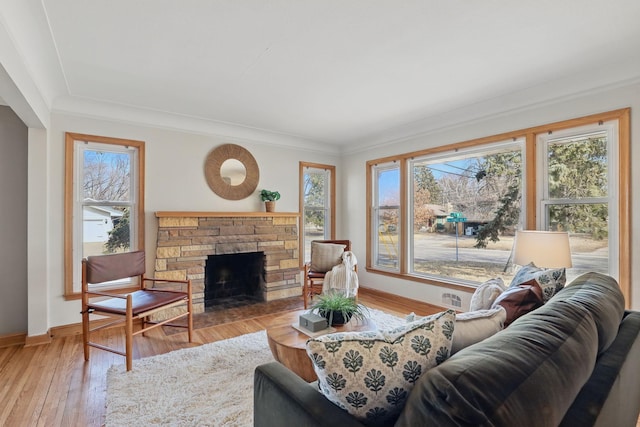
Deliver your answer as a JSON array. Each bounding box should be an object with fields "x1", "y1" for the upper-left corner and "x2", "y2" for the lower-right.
[{"x1": 204, "y1": 251, "x2": 265, "y2": 310}]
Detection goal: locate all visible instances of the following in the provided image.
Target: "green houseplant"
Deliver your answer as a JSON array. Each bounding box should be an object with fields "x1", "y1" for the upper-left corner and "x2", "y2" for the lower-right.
[
  {"x1": 260, "y1": 189, "x2": 281, "y2": 212},
  {"x1": 310, "y1": 290, "x2": 369, "y2": 326}
]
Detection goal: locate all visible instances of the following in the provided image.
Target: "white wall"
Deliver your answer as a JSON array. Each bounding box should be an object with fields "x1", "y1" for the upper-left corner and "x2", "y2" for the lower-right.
[
  {"x1": 24, "y1": 82, "x2": 640, "y2": 335},
  {"x1": 0, "y1": 106, "x2": 28, "y2": 335},
  {"x1": 35, "y1": 112, "x2": 340, "y2": 331},
  {"x1": 341, "y1": 82, "x2": 640, "y2": 311}
]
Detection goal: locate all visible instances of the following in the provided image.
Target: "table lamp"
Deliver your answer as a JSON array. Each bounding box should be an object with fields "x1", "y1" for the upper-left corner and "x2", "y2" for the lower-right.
[{"x1": 512, "y1": 230, "x2": 573, "y2": 268}]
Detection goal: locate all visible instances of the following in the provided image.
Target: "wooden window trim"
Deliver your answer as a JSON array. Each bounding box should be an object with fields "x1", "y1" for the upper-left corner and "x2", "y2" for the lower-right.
[
  {"x1": 64, "y1": 132, "x2": 146, "y2": 299},
  {"x1": 366, "y1": 108, "x2": 631, "y2": 306}
]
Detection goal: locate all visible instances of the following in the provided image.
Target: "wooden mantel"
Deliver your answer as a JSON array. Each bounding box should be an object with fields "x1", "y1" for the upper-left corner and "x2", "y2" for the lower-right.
[{"x1": 155, "y1": 211, "x2": 300, "y2": 218}]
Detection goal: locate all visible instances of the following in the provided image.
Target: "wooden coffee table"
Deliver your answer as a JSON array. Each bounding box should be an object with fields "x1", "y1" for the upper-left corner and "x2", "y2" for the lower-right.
[{"x1": 266, "y1": 310, "x2": 376, "y2": 382}]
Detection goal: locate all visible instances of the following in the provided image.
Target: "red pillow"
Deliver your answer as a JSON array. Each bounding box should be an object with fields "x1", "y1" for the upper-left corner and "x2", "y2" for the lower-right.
[{"x1": 492, "y1": 281, "x2": 543, "y2": 326}]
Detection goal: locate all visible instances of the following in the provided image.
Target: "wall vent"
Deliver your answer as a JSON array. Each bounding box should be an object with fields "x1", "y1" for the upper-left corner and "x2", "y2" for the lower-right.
[{"x1": 441, "y1": 292, "x2": 462, "y2": 309}]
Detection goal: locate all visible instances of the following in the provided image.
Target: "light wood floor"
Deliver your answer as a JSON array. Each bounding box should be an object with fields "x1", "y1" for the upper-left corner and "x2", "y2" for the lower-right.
[{"x1": 0, "y1": 289, "x2": 443, "y2": 427}]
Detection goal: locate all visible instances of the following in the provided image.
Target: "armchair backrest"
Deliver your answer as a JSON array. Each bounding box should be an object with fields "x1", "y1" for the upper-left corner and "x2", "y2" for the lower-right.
[
  {"x1": 309, "y1": 240, "x2": 351, "y2": 273},
  {"x1": 84, "y1": 250, "x2": 146, "y2": 285},
  {"x1": 312, "y1": 239, "x2": 351, "y2": 251}
]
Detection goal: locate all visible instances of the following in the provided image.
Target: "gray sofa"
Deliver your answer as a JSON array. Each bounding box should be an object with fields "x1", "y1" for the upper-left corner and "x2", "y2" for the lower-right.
[{"x1": 254, "y1": 272, "x2": 640, "y2": 426}]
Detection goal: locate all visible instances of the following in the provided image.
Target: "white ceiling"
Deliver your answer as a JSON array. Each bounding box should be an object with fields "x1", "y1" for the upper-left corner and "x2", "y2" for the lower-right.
[{"x1": 3, "y1": 1, "x2": 640, "y2": 152}]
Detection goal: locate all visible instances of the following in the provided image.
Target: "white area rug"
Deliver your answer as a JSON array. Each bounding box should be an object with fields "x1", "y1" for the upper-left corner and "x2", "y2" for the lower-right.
[{"x1": 106, "y1": 308, "x2": 404, "y2": 427}]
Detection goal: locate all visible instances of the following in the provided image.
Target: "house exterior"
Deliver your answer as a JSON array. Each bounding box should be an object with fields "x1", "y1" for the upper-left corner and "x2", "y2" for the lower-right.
[{"x1": 82, "y1": 204, "x2": 123, "y2": 257}]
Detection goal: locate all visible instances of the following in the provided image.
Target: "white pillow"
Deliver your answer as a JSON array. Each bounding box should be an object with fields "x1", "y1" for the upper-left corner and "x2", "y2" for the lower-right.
[
  {"x1": 310, "y1": 242, "x2": 346, "y2": 273},
  {"x1": 451, "y1": 307, "x2": 507, "y2": 354},
  {"x1": 405, "y1": 307, "x2": 506, "y2": 355},
  {"x1": 306, "y1": 310, "x2": 456, "y2": 426},
  {"x1": 469, "y1": 277, "x2": 506, "y2": 311}
]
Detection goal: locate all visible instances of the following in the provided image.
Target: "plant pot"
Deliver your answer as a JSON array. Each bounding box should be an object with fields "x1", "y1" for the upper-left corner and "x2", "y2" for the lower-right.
[
  {"x1": 322, "y1": 310, "x2": 352, "y2": 326},
  {"x1": 265, "y1": 201, "x2": 276, "y2": 212}
]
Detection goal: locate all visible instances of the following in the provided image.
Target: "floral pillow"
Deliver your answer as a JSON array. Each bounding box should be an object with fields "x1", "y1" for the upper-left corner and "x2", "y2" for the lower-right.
[
  {"x1": 510, "y1": 263, "x2": 566, "y2": 302},
  {"x1": 306, "y1": 310, "x2": 456, "y2": 426}
]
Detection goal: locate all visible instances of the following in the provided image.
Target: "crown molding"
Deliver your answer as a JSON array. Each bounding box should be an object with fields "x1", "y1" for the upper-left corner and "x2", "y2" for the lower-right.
[{"x1": 51, "y1": 95, "x2": 342, "y2": 155}]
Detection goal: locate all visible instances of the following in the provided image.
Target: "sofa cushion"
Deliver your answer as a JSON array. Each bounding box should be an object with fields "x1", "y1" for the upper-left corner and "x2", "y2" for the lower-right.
[
  {"x1": 510, "y1": 263, "x2": 566, "y2": 302},
  {"x1": 558, "y1": 272, "x2": 625, "y2": 354},
  {"x1": 451, "y1": 307, "x2": 506, "y2": 354},
  {"x1": 306, "y1": 310, "x2": 455, "y2": 426},
  {"x1": 395, "y1": 272, "x2": 625, "y2": 427},
  {"x1": 491, "y1": 283, "x2": 544, "y2": 326},
  {"x1": 310, "y1": 242, "x2": 346, "y2": 273},
  {"x1": 469, "y1": 277, "x2": 506, "y2": 311}
]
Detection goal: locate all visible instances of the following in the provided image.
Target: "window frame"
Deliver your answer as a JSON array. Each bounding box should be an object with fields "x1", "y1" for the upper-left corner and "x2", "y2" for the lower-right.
[
  {"x1": 406, "y1": 139, "x2": 526, "y2": 282},
  {"x1": 366, "y1": 108, "x2": 631, "y2": 306},
  {"x1": 299, "y1": 161, "x2": 336, "y2": 267},
  {"x1": 64, "y1": 132, "x2": 145, "y2": 299},
  {"x1": 537, "y1": 121, "x2": 619, "y2": 279},
  {"x1": 371, "y1": 161, "x2": 402, "y2": 272}
]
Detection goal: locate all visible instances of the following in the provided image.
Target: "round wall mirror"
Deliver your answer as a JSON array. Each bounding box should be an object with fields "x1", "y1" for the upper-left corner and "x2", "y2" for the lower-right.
[
  {"x1": 204, "y1": 144, "x2": 259, "y2": 200},
  {"x1": 220, "y1": 159, "x2": 246, "y2": 185}
]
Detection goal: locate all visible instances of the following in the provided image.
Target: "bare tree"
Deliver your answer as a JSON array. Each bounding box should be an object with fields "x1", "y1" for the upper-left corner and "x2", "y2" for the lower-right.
[{"x1": 83, "y1": 151, "x2": 130, "y2": 201}]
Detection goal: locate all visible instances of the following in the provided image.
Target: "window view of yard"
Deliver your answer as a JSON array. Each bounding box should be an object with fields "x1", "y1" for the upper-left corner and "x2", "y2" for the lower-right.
[
  {"x1": 301, "y1": 164, "x2": 334, "y2": 263},
  {"x1": 81, "y1": 148, "x2": 133, "y2": 258},
  {"x1": 376, "y1": 231, "x2": 608, "y2": 285},
  {"x1": 372, "y1": 129, "x2": 612, "y2": 286}
]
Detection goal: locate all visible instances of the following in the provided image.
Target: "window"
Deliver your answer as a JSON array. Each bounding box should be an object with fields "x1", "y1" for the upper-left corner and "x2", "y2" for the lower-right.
[
  {"x1": 64, "y1": 133, "x2": 145, "y2": 297},
  {"x1": 371, "y1": 161, "x2": 401, "y2": 272},
  {"x1": 408, "y1": 140, "x2": 524, "y2": 284},
  {"x1": 538, "y1": 123, "x2": 618, "y2": 282},
  {"x1": 299, "y1": 162, "x2": 336, "y2": 264},
  {"x1": 367, "y1": 109, "x2": 631, "y2": 304}
]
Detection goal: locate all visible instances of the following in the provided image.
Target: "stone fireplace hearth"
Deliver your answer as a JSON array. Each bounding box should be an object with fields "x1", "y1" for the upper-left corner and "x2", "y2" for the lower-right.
[{"x1": 154, "y1": 211, "x2": 301, "y2": 315}]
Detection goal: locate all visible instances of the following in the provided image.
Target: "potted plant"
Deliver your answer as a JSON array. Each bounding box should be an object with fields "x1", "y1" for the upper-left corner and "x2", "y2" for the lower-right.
[
  {"x1": 310, "y1": 290, "x2": 369, "y2": 326},
  {"x1": 260, "y1": 189, "x2": 280, "y2": 212}
]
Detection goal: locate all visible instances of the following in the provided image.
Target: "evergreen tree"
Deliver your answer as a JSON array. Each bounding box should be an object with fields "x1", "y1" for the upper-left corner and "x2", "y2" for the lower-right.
[{"x1": 105, "y1": 208, "x2": 130, "y2": 252}]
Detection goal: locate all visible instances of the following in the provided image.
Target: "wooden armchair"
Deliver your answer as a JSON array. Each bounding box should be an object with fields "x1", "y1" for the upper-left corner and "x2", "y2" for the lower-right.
[
  {"x1": 81, "y1": 250, "x2": 193, "y2": 371},
  {"x1": 303, "y1": 240, "x2": 353, "y2": 309}
]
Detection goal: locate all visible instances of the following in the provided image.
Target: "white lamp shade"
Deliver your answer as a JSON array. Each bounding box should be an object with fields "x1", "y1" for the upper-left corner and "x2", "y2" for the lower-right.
[{"x1": 513, "y1": 230, "x2": 572, "y2": 268}]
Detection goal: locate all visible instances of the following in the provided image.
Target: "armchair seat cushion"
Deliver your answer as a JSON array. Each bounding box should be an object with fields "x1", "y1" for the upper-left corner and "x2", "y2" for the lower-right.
[{"x1": 88, "y1": 290, "x2": 187, "y2": 315}]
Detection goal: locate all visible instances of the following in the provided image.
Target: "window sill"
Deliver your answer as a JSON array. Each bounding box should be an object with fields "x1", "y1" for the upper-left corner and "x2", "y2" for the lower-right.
[{"x1": 364, "y1": 267, "x2": 477, "y2": 293}]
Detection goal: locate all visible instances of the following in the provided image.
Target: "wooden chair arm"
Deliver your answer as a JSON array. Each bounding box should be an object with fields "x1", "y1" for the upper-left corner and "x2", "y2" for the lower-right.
[
  {"x1": 144, "y1": 277, "x2": 190, "y2": 284},
  {"x1": 143, "y1": 277, "x2": 191, "y2": 293}
]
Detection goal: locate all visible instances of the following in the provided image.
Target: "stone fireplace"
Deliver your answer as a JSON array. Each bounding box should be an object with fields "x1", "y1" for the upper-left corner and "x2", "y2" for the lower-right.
[{"x1": 154, "y1": 211, "x2": 301, "y2": 315}]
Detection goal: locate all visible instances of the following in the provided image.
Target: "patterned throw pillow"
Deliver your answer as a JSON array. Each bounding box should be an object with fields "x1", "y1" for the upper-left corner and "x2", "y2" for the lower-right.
[
  {"x1": 510, "y1": 263, "x2": 566, "y2": 302},
  {"x1": 310, "y1": 242, "x2": 346, "y2": 273},
  {"x1": 469, "y1": 277, "x2": 507, "y2": 311},
  {"x1": 306, "y1": 310, "x2": 456, "y2": 426}
]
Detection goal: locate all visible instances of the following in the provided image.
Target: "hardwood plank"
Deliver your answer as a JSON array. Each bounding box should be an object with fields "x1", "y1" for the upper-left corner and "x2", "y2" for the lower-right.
[{"x1": 0, "y1": 291, "x2": 445, "y2": 426}]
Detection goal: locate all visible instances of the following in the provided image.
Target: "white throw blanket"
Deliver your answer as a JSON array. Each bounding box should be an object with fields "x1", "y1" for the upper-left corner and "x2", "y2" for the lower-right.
[{"x1": 322, "y1": 251, "x2": 358, "y2": 297}]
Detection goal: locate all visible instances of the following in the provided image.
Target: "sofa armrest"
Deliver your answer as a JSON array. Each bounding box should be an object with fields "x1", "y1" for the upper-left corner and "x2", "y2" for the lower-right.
[
  {"x1": 254, "y1": 362, "x2": 366, "y2": 427},
  {"x1": 560, "y1": 310, "x2": 640, "y2": 427}
]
